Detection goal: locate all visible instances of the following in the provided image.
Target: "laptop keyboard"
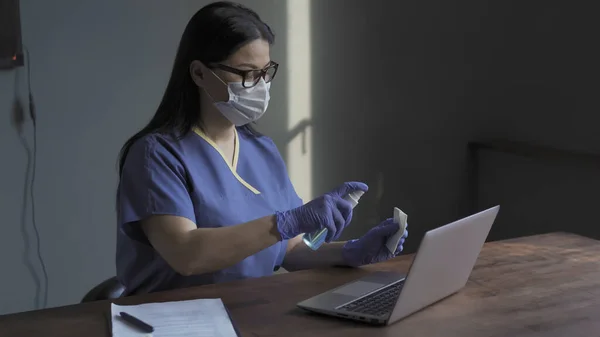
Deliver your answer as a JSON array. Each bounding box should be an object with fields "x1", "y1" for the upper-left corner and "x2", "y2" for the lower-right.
[{"x1": 338, "y1": 280, "x2": 405, "y2": 317}]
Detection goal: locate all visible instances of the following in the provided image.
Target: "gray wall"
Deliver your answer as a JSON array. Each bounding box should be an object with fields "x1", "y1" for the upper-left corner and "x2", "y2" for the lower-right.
[
  {"x1": 310, "y1": 0, "x2": 600, "y2": 249},
  {"x1": 463, "y1": 1, "x2": 600, "y2": 242},
  {"x1": 0, "y1": 0, "x2": 286, "y2": 314},
  {"x1": 0, "y1": 0, "x2": 598, "y2": 315}
]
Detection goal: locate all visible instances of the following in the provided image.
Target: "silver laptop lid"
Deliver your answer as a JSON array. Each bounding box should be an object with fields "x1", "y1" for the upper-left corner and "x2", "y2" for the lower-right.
[{"x1": 388, "y1": 206, "x2": 500, "y2": 323}]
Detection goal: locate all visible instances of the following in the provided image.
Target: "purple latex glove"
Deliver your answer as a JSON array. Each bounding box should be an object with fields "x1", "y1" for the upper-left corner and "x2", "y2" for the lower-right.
[
  {"x1": 275, "y1": 182, "x2": 369, "y2": 241},
  {"x1": 342, "y1": 218, "x2": 409, "y2": 267}
]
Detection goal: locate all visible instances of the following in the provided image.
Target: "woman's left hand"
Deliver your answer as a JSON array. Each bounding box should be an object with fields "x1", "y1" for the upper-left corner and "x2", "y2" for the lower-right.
[{"x1": 341, "y1": 219, "x2": 409, "y2": 267}]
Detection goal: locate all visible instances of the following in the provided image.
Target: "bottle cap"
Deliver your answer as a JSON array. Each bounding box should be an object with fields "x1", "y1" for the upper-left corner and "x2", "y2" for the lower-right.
[
  {"x1": 344, "y1": 190, "x2": 365, "y2": 208},
  {"x1": 351, "y1": 190, "x2": 365, "y2": 199}
]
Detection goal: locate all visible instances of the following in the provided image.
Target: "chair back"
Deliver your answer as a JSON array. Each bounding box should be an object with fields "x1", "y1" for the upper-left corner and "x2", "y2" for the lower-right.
[{"x1": 81, "y1": 276, "x2": 125, "y2": 302}]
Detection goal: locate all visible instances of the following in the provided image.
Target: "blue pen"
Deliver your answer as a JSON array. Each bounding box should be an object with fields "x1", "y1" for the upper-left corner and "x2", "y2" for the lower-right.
[{"x1": 120, "y1": 311, "x2": 154, "y2": 333}]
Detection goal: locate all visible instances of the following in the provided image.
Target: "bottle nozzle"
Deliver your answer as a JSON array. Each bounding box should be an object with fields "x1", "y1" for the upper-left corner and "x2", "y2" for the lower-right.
[
  {"x1": 351, "y1": 190, "x2": 365, "y2": 199},
  {"x1": 344, "y1": 190, "x2": 365, "y2": 209}
]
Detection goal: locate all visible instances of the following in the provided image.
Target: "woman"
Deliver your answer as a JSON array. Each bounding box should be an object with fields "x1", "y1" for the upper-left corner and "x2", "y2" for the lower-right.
[{"x1": 116, "y1": 1, "x2": 408, "y2": 296}]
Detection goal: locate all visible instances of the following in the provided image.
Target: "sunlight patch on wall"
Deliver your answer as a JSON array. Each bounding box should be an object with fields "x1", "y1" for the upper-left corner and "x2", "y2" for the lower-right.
[{"x1": 286, "y1": 0, "x2": 313, "y2": 201}]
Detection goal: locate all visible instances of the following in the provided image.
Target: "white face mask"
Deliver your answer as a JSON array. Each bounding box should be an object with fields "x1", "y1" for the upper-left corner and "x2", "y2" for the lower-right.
[{"x1": 212, "y1": 78, "x2": 271, "y2": 126}]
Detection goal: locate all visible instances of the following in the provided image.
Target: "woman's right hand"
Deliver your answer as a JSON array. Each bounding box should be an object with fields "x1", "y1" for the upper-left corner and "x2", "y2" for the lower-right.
[{"x1": 275, "y1": 182, "x2": 369, "y2": 242}]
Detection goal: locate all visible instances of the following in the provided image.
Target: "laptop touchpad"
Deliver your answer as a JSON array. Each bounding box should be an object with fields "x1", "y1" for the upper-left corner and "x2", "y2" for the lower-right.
[{"x1": 333, "y1": 281, "x2": 386, "y2": 297}]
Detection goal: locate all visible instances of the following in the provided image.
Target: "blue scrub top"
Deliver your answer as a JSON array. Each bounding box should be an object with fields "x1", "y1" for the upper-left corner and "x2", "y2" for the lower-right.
[{"x1": 116, "y1": 127, "x2": 303, "y2": 295}]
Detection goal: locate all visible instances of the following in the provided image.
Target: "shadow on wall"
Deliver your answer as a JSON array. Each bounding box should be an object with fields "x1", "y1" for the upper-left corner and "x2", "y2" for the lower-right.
[
  {"x1": 460, "y1": 1, "x2": 600, "y2": 242},
  {"x1": 476, "y1": 149, "x2": 600, "y2": 242},
  {"x1": 304, "y1": 0, "x2": 600, "y2": 253},
  {"x1": 307, "y1": 0, "x2": 480, "y2": 254}
]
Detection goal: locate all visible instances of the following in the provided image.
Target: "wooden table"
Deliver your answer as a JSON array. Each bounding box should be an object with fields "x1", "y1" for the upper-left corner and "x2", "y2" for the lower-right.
[{"x1": 1, "y1": 232, "x2": 600, "y2": 337}]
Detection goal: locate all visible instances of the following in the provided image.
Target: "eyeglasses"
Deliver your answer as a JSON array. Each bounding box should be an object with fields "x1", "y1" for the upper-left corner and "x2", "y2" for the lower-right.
[{"x1": 212, "y1": 61, "x2": 279, "y2": 88}]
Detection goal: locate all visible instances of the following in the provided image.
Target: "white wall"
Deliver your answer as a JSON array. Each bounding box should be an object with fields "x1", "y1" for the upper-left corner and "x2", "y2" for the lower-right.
[{"x1": 1, "y1": 0, "x2": 598, "y2": 315}]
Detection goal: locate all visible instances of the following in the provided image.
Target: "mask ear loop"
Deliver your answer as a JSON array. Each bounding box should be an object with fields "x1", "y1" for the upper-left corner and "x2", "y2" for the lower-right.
[
  {"x1": 210, "y1": 68, "x2": 229, "y2": 86},
  {"x1": 202, "y1": 86, "x2": 217, "y2": 102},
  {"x1": 203, "y1": 69, "x2": 229, "y2": 103}
]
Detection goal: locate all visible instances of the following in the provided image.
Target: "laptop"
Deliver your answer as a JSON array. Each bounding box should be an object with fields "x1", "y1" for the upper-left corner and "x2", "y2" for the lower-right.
[{"x1": 297, "y1": 205, "x2": 500, "y2": 325}]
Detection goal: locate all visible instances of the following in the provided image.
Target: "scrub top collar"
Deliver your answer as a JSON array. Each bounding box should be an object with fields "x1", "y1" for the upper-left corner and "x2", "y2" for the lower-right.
[{"x1": 193, "y1": 127, "x2": 261, "y2": 195}]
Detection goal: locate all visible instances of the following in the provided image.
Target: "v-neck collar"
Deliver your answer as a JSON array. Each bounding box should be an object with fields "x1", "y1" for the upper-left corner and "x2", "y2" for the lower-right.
[
  {"x1": 193, "y1": 127, "x2": 239, "y2": 170},
  {"x1": 192, "y1": 127, "x2": 260, "y2": 194}
]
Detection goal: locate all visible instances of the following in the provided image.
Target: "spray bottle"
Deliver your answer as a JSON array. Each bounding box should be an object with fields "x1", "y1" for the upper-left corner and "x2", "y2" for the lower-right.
[{"x1": 302, "y1": 190, "x2": 365, "y2": 250}]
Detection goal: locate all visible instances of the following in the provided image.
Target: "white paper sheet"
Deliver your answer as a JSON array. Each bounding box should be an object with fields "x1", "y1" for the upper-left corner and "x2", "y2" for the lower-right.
[
  {"x1": 386, "y1": 207, "x2": 408, "y2": 253},
  {"x1": 111, "y1": 298, "x2": 238, "y2": 337}
]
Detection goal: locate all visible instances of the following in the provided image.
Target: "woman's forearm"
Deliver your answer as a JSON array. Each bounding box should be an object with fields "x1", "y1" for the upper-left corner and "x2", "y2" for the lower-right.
[
  {"x1": 282, "y1": 241, "x2": 347, "y2": 272},
  {"x1": 180, "y1": 215, "x2": 282, "y2": 275}
]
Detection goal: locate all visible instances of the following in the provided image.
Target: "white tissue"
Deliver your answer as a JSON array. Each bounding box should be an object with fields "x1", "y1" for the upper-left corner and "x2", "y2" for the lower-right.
[{"x1": 386, "y1": 207, "x2": 407, "y2": 253}]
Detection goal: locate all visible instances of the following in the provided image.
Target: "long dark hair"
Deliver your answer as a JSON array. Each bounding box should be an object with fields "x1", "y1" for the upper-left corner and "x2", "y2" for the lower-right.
[{"x1": 117, "y1": 1, "x2": 274, "y2": 175}]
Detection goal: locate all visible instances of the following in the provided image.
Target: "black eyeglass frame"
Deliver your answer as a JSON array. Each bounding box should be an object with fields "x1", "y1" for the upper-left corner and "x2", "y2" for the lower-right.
[{"x1": 211, "y1": 61, "x2": 279, "y2": 88}]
